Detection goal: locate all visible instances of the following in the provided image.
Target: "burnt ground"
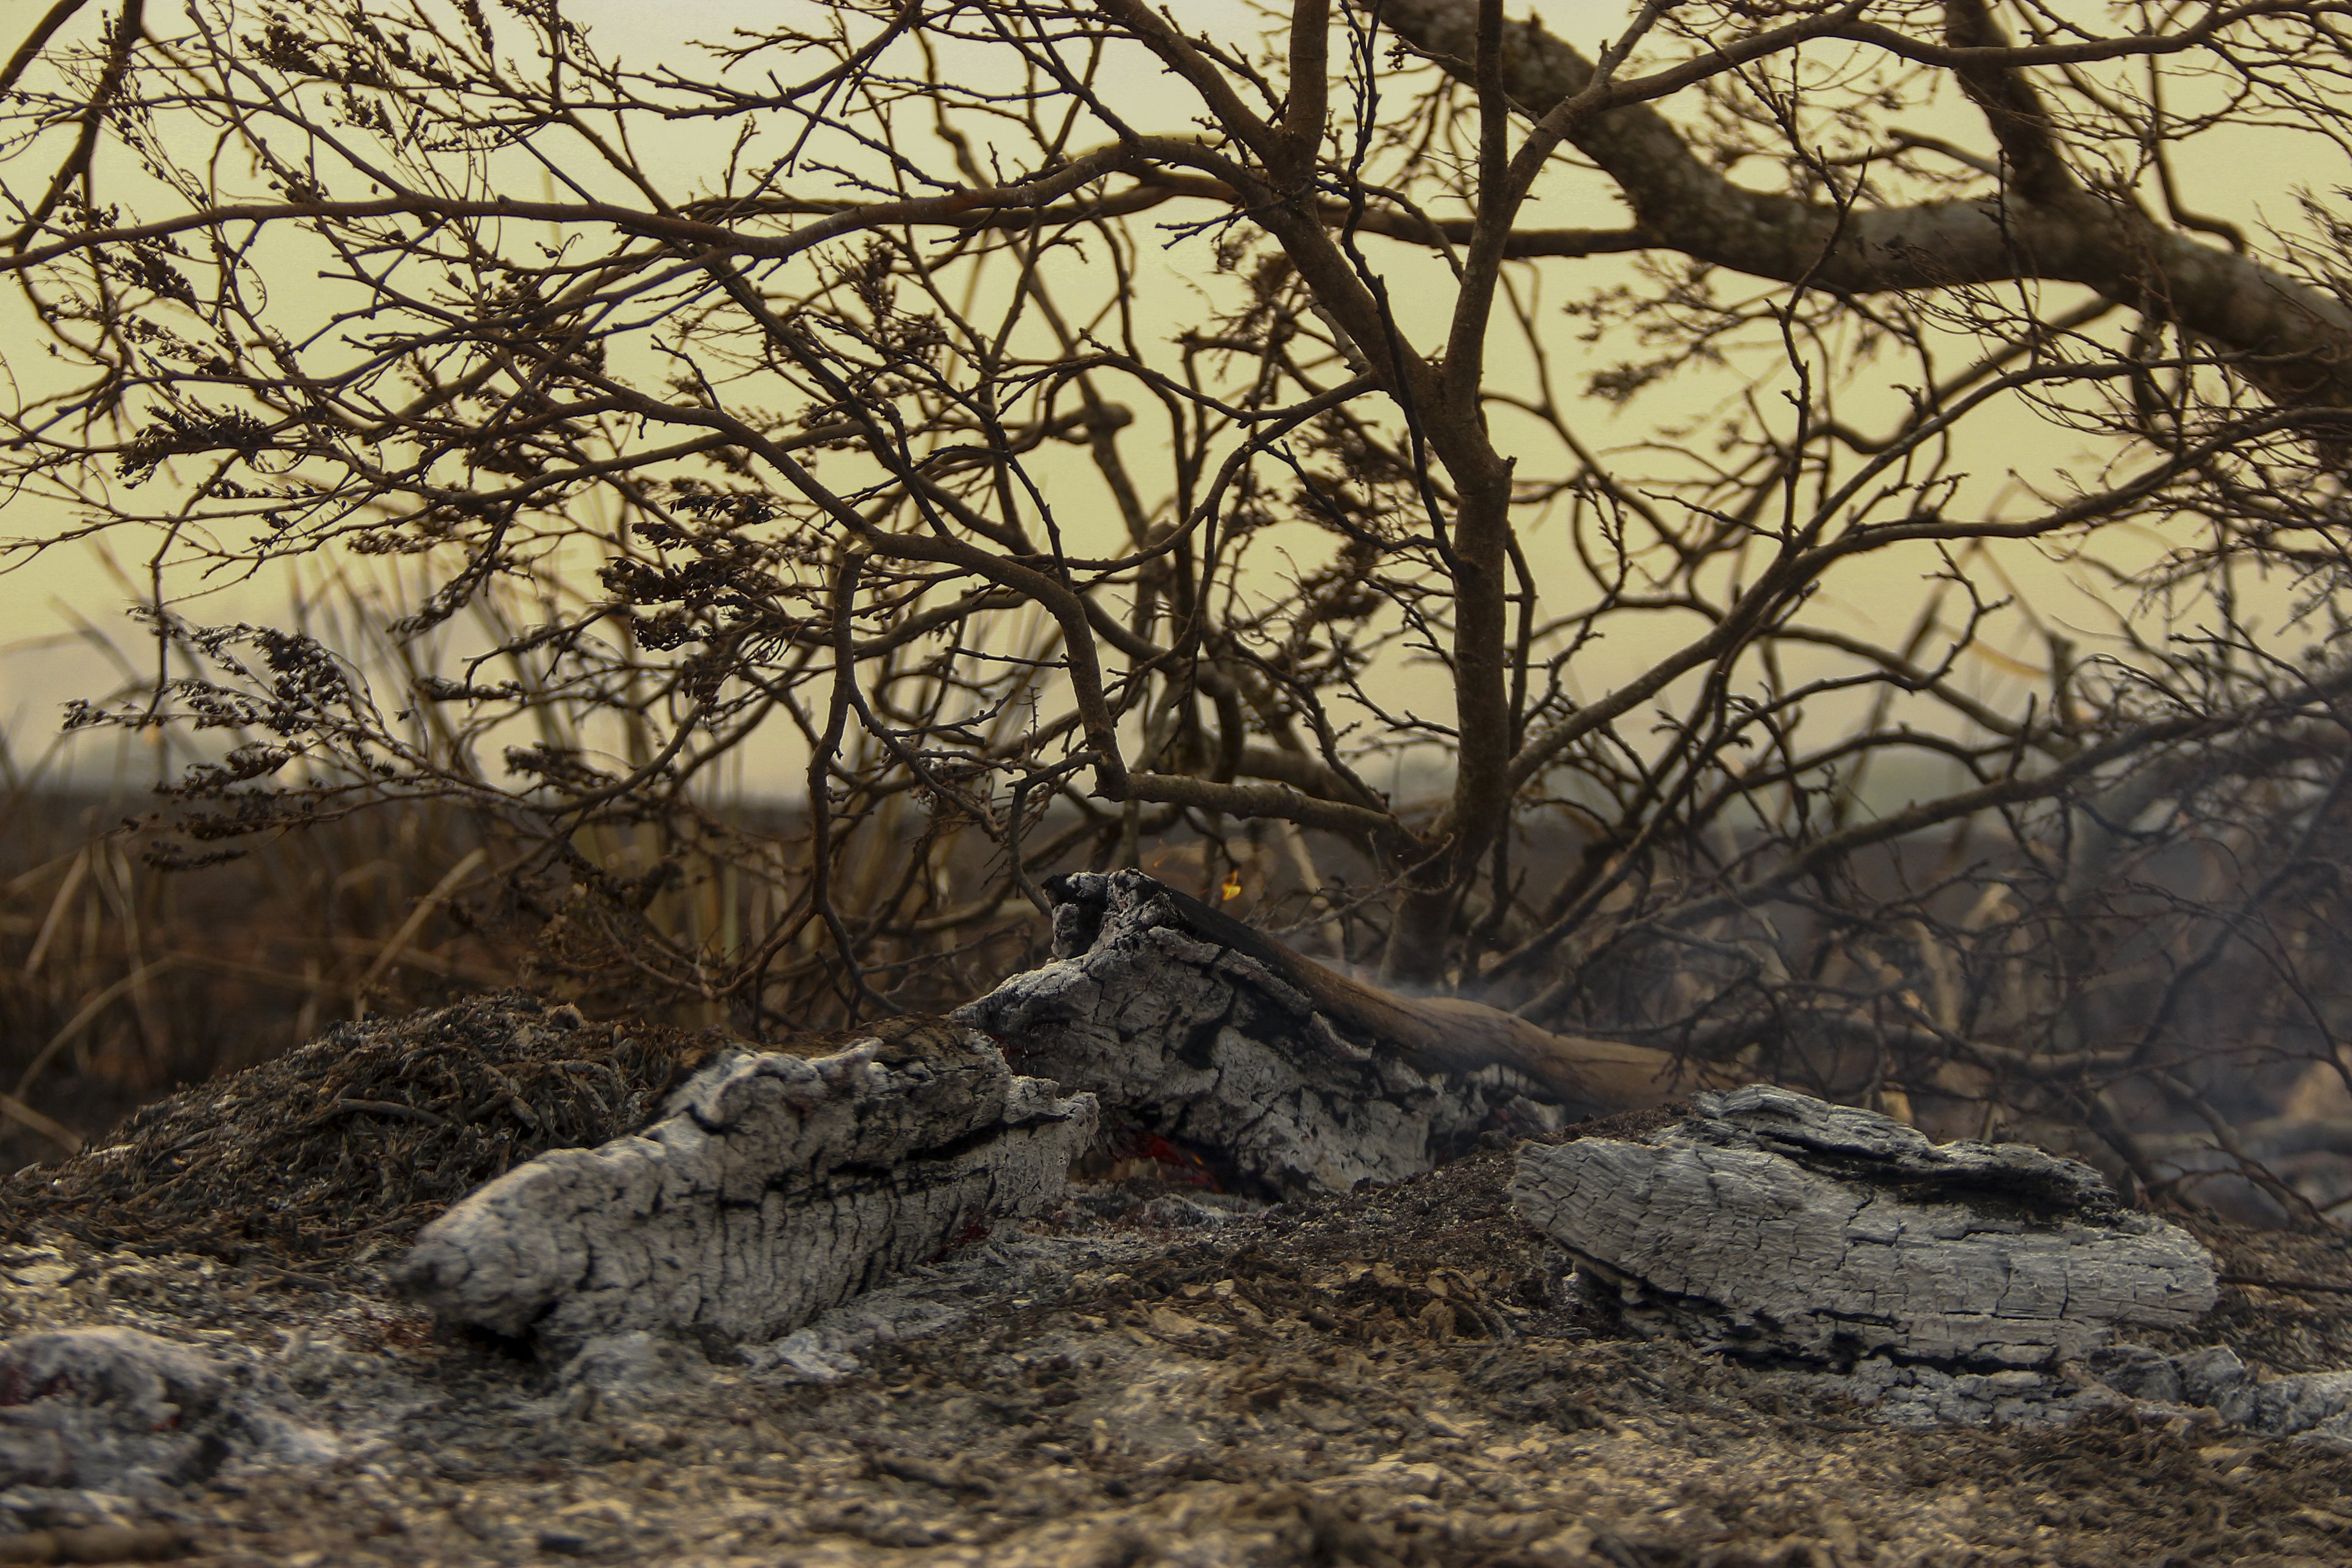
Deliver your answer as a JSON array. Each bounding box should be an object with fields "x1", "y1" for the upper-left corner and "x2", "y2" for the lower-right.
[{"x1": 7, "y1": 1003, "x2": 2352, "y2": 1566}]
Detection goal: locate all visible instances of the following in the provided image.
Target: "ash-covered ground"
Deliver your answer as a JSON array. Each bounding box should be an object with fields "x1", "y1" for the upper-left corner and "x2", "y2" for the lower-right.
[{"x1": 7, "y1": 998, "x2": 2352, "y2": 1567}]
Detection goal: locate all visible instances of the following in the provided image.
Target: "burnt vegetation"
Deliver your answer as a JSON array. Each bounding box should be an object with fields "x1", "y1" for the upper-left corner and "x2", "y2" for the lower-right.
[{"x1": 4, "y1": 0, "x2": 2352, "y2": 1223}]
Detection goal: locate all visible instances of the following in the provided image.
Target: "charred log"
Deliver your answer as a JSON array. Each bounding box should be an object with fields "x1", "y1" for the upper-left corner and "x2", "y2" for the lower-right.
[
  {"x1": 1513, "y1": 1085, "x2": 2216, "y2": 1373},
  {"x1": 956, "y1": 870, "x2": 1713, "y2": 1196},
  {"x1": 397, "y1": 1018, "x2": 1095, "y2": 1346}
]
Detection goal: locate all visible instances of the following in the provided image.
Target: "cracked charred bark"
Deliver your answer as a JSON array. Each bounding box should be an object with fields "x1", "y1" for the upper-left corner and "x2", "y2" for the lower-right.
[
  {"x1": 1513, "y1": 1084, "x2": 2216, "y2": 1371},
  {"x1": 397, "y1": 1019, "x2": 1095, "y2": 1346},
  {"x1": 957, "y1": 870, "x2": 1714, "y2": 1195}
]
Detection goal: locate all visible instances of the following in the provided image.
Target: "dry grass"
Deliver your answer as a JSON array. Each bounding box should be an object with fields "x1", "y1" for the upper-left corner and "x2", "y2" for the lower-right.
[{"x1": 0, "y1": 788, "x2": 551, "y2": 1169}]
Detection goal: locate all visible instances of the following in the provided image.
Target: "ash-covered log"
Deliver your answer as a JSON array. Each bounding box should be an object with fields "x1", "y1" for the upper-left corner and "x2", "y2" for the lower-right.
[
  {"x1": 398, "y1": 1019, "x2": 1094, "y2": 1346},
  {"x1": 956, "y1": 870, "x2": 1709, "y2": 1195},
  {"x1": 1513, "y1": 1085, "x2": 2217, "y2": 1371}
]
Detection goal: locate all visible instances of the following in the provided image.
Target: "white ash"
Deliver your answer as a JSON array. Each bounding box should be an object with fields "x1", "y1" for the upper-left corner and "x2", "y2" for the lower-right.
[
  {"x1": 545, "y1": 1213, "x2": 1170, "y2": 1396},
  {"x1": 0, "y1": 1329, "x2": 235, "y2": 1499},
  {"x1": 396, "y1": 1025, "x2": 1096, "y2": 1346},
  {"x1": 0, "y1": 1324, "x2": 353, "y2": 1523},
  {"x1": 728, "y1": 1219, "x2": 1172, "y2": 1387},
  {"x1": 2090, "y1": 1343, "x2": 2352, "y2": 1442},
  {"x1": 1792, "y1": 1341, "x2": 2352, "y2": 1438}
]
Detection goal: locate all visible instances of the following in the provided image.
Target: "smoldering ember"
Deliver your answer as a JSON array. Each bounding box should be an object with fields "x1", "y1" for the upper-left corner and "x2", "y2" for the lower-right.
[{"x1": 4, "y1": 874, "x2": 2352, "y2": 1567}]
